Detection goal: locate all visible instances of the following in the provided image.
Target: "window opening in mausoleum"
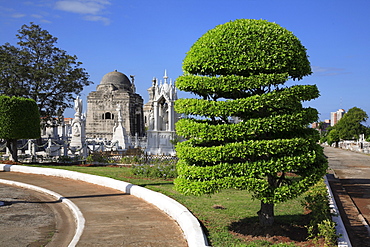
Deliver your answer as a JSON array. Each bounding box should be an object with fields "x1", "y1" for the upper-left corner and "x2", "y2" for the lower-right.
[{"x1": 102, "y1": 112, "x2": 114, "y2": 120}]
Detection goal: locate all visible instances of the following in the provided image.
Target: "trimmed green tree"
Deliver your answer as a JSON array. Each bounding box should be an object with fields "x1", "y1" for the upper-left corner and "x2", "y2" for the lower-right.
[
  {"x1": 174, "y1": 19, "x2": 328, "y2": 226},
  {"x1": 0, "y1": 96, "x2": 40, "y2": 162},
  {"x1": 0, "y1": 22, "x2": 92, "y2": 120}
]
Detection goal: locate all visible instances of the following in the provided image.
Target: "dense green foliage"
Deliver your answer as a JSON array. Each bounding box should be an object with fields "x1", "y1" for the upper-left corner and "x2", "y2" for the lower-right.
[
  {"x1": 0, "y1": 95, "x2": 40, "y2": 161},
  {"x1": 182, "y1": 20, "x2": 311, "y2": 80},
  {"x1": 0, "y1": 95, "x2": 40, "y2": 139},
  {"x1": 0, "y1": 23, "x2": 91, "y2": 119},
  {"x1": 174, "y1": 19, "x2": 327, "y2": 225},
  {"x1": 334, "y1": 107, "x2": 368, "y2": 140},
  {"x1": 323, "y1": 107, "x2": 369, "y2": 146},
  {"x1": 303, "y1": 180, "x2": 338, "y2": 246}
]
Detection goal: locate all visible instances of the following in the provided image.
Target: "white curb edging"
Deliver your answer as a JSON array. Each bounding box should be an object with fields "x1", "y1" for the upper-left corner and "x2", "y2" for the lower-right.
[
  {"x1": 0, "y1": 164, "x2": 209, "y2": 247},
  {"x1": 324, "y1": 175, "x2": 352, "y2": 247},
  {"x1": 0, "y1": 178, "x2": 85, "y2": 247}
]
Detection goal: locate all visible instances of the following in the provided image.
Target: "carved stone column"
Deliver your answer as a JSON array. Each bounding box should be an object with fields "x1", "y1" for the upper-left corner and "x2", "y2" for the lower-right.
[{"x1": 153, "y1": 101, "x2": 158, "y2": 131}]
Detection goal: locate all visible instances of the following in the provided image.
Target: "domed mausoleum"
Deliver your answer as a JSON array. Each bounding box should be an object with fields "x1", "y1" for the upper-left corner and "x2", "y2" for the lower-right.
[{"x1": 85, "y1": 70, "x2": 144, "y2": 140}]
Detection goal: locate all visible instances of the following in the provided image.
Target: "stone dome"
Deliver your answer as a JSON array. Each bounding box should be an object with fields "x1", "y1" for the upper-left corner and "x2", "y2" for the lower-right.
[{"x1": 98, "y1": 70, "x2": 132, "y2": 92}]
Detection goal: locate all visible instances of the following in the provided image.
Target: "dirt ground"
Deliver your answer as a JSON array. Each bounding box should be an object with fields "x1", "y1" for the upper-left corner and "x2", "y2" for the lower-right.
[
  {"x1": 229, "y1": 214, "x2": 325, "y2": 246},
  {"x1": 0, "y1": 184, "x2": 57, "y2": 247}
]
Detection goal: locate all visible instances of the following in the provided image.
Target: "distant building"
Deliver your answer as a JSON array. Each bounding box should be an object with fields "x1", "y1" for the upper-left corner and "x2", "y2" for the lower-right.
[
  {"x1": 312, "y1": 119, "x2": 331, "y2": 132},
  {"x1": 330, "y1": 109, "x2": 345, "y2": 126}
]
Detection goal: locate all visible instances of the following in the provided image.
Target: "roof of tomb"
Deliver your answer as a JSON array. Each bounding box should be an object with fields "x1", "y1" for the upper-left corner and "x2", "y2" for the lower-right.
[{"x1": 97, "y1": 70, "x2": 133, "y2": 92}]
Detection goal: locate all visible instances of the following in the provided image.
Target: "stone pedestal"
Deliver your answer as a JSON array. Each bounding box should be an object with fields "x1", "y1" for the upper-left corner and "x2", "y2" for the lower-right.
[{"x1": 146, "y1": 130, "x2": 176, "y2": 156}]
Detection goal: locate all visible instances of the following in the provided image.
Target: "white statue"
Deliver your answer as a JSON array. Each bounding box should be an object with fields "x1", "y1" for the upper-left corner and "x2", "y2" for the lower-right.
[
  {"x1": 74, "y1": 96, "x2": 82, "y2": 117},
  {"x1": 149, "y1": 110, "x2": 154, "y2": 130}
]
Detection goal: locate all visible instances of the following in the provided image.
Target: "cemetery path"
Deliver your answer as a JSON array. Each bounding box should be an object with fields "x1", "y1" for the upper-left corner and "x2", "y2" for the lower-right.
[
  {"x1": 325, "y1": 146, "x2": 370, "y2": 247},
  {"x1": 0, "y1": 172, "x2": 188, "y2": 247},
  {"x1": 0, "y1": 181, "x2": 76, "y2": 247}
]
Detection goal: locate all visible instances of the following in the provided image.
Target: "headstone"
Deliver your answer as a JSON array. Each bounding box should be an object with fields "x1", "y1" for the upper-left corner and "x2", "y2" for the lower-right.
[{"x1": 70, "y1": 96, "x2": 87, "y2": 157}]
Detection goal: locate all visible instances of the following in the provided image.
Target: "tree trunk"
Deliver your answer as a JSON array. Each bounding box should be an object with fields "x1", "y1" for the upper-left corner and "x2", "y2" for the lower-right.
[
  {"x1": 6, "y1": 139, "x2": 18, "y2": 162},
  {"x1": 257, "y1": 201, "x2": 274, "y2": 226}
]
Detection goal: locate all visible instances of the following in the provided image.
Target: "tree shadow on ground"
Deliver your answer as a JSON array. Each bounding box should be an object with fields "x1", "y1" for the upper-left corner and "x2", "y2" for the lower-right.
[
  {"x1": 140, "y1": 182, "x2": 174, "y2": 187},
  {"x1": 228, "y1": 214, "x2": 312, "y2": 244},
  {"x1": 2, "y1": 193, "x2": 128, "y2": 205},
  {"x1": 340, "y1": 178, "x2": 370, "y2": 199}
]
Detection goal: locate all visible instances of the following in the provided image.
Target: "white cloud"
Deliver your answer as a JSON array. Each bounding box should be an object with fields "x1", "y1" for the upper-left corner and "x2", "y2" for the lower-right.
[
  {"x1": 31, "y1": 14, "x2": 43, "y2": 19},
  {"x1": 84, "y1": 15, "x2": 110, "y2": 25},
  {"x1": 312, "y1": 66, "x2": 347, "y2": 76},
  {"x1": 0, "y1": 6, "x2": 14, "y2": 13},
  {"x1": 55, "y1": 0, "x2": 110, "y2": 15},
  {"x1": 55, "y1": 0, "x2": 111, "y2": 25},
  {"x1": 11, "y1": 13, "x2": 26, "y2": 18}
]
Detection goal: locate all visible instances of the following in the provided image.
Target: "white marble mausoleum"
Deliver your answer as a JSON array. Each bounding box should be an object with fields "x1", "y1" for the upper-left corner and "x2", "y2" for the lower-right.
[{"x1": 144, "y1": 71, "x2": 179, "y2": 155}]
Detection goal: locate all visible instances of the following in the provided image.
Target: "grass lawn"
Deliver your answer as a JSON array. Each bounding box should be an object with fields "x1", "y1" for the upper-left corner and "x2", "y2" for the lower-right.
[{"x1": 28, "y1": 165, "x2": 313, "y2": 246}]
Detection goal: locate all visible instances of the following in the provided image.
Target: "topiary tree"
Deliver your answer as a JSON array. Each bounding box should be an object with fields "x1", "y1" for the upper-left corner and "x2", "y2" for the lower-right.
[
  {"x1": 0, "y1": 95, "x2": 40, "y2": 162},
  {"x1": 174, "y1": 19, "x2": 328, "y2": 226}
]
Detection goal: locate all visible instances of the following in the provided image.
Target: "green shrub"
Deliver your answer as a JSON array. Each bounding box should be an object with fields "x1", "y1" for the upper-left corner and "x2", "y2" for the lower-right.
[
  {"x1": 120, "y1": 156, "x2": 144, "y2": 164},
  {"x1": 317, "y1": 219, "x2": 338, "y2": 246},
  {"x1": 131, "y1": 163, "x2": 177, "y2": 179},
  {"x1": 302, "y1": 179, "x2": 338, "y2": 246},
  {"x1": 86, "y1": 153, "x2": 110, "y2": 163},
  {"x1": 57, "y1": 155, "x2": 82, "y2": 163}
]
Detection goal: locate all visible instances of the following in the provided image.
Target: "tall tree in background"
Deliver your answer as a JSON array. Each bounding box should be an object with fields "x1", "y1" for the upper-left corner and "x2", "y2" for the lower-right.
[
  {"x1": 0, "y1": 23, "x2": 92, "y2": 120},
  {"x1": 174, "y1": 19, "x2": 327, "y2": 226},
  {"x1": 334, "y1": 107, "x2": 368, "y2": 140}
]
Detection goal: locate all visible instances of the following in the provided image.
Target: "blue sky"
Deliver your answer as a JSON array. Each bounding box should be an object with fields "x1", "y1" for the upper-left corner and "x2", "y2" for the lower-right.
[{"x1": 1, "y1": 0, "x2": 369, "y2": 122}]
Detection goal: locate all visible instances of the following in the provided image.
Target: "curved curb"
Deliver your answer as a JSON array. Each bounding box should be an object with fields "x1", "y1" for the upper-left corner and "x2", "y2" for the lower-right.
[
  {"x1": 0, "y1": 164, "x2": 209, "y2": 247},
  {"x1": 324, "y1": 175, "x2": 352, "y2": 247},
  {"x1": 0, "y1": 178, "x2": 85, "y2": 247}
]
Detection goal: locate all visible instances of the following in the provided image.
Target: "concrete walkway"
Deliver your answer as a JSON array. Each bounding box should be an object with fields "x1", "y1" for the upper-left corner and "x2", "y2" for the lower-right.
[
  {"x1": 0, "y1": 171, "x2": 188, "y2": 247},
  {"x1": 325, "y1": 146, "x2": 370, "y2": 247},
  {"x1": 0, "y1": 182, "x2": 76, "y2": 247}
]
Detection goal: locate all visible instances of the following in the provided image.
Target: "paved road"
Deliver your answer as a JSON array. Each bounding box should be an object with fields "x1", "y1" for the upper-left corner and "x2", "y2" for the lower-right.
[
  {"x1": 325, "y1": 146, "x2": 370, "y2": 247},
  {"x1": 0, "y1": 182, "x2": 76, "y2": 247},
  {"x1": 0, "y1": 172, "x2": 188, "y2": 247}
]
